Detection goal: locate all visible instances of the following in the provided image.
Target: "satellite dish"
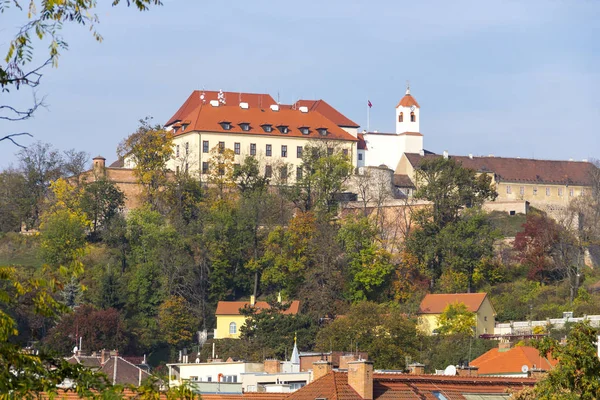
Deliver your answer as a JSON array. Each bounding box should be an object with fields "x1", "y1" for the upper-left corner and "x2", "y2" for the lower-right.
[
  {"x1": 443, "y1": 365, "x2": 457, "y2": 376},
  {"x1": 521, "y1": 365, "x2": 529, "y2": 373}
]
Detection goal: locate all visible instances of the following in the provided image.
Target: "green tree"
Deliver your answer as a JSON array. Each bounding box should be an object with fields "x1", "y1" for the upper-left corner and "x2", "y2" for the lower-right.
[
  {"x1": 39, "y1": 209, "x2": 89, "y2": 275},
  {"x1": 436, "y1": 302, "x2": 476, "y2": 336},
  {"x1": 413, "y1": 157, "x2": 497, "y2": 228},
  {"x1": 118, "y1": 118, "x2": 174, "y2": 207},
  {"x1": 207, "y1": 145, "x2": 236, "y2": 198},
  {"x1": 80, "y1": 178, "x2": 125, "y2": 235},
  {"x1": 0, "y1": 169, "x2": 29, "y2": 232},
  {"x1": 516, "y1": 322, "x2": 600, "y2": 400},
  {"x1": 158, "y1": 296, "x2": 197, "y2": 349},
  {"x1": 315, "y1": 301, "x2": 420, "y2": 369}
]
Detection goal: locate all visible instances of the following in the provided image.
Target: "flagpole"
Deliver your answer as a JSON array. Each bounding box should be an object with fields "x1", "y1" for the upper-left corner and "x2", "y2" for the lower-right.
[{"x1": 367, "y1": 100, "x2": 370, "y2": 132}]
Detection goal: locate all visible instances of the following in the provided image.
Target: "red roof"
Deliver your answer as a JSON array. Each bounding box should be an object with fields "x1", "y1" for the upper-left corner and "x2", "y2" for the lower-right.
[
  {"x1": 396, "y1": 94, "x2": 420, "y2": 109},
  {"x1": 167, "y1": 91, "x2": 277, "y2": 126},
  {"x1": 287, "y1": 371, "x2": 535, "y2": 400},
  {"x1": 288, "y1": 100, "x2": 360, "y2": 128},
  {"x1": 418, "y1": 293, "x2": 488, "y2": 314},
  {"x1": 215, "y1": 300, "x2": 301, "y2": 315},
  {"x1": 405, "y1": 153, "x2": 597, "y2": 186},
  {"x1": 471, "y1": 346, "x2": 558, "y2": 375},
  {"x1": 171, "y1": 103, "x2": 358, "y2": 142}
]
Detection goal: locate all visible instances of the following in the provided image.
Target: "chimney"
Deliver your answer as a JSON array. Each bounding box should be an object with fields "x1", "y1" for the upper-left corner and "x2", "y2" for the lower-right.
[
  {"x1": 419, "y1": 149, "x2": 425, "y2": 156},
  {"x1": 407, "y1": 362, "x2": 425, "y2": 375},
  {"x1": 264, "y1": 359, "x2": 281, "y2": 374},
  {"x1": 457, "y1": 365, "x2": 479, "y2": 377},
  {"x1": 93, "y1": 156, "x2": 106, "y2": 177},
  {"x1": 277, "y1": 292, "x2": 282, "y2": 303},
  {"x1": 498, "y1": 339, "x2": 511, "y2": 352},
  {"x1": 101, "y1": 349, "x2": 110, "y2": 365},
  {"x1": 250, "y1": 295, "x2": 256, "y2": 307},
  {"x1": 348, "y1": 360, "x2": 373, "y2": 400},
  {"x1": 443, "y1": 150, "x2": 449, "y2": 159},
  {"x1": 339, "y1": 354, "x2": 358, "y2": 370},
  {"x1": 312, "y1": 360, "x2": 332, "y2": 381}
]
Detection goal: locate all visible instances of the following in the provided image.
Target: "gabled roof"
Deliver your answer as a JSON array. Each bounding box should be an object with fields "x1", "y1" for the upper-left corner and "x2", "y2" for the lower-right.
[
  {"x1": 215, "y1": 300, "x2": 301, "y2": 316},
  {"x1": 170, "y1": 104, "x2": 358, "y2": 142},
  {"x1": 287, "y1": 371, "x2": 362, "y2": 400},
  {"x1": 418, "y1": 293, "x2": 489, "y2": 314},
  {"x1": 100, "y1": 356, "x2": 151, "y2": 386},
  {"x1": 286, "y1": 100, "x2": 360, "y2": 128},
  {"x1": 167, "y1": 91, "x2": 277, "y2": 126},
  {"x1": 405, "y1": 153, "x2": 597, "y2": 186},
  {"x1": 471, "y1": 346, "x2": 558, "y2": 375},
  {"x1": 393, "y1": 174, "x2": 415, "y2": 188},
  {"x1": 287, "y1": 371, "x2": 535, "y2": 400}
]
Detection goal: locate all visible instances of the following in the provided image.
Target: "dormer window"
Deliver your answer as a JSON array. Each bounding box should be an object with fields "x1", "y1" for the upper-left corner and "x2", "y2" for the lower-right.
[
  {"x1": 181, "y1": 124, "x2": 188, "y2": 132},
  {"x1": 410, "y1": 112, "x2": 416, "y2": 122},
  {"x1": 173, "y1": 127, "x2": 179, "y2": 134},
  {"x1": 398, "y1": 112, "x2": 403, "y2": 122},
  {"x1": 261, "y1": 124, "x2": 273, "y2": 133},
  {"x1": 317, "y1": 128, "x2": 328, "y2": 136},
  {"x1": 240, "y1": 122, "x2": 250, "y2": 131},
  {"x1": 220, "y1": 121, "x2": 231, "y2": 130},
  {"x1": 299, "y1": 127, "x2": 310, "y2": 135},
  {"x1": 277, "y1": 125, "x2": 289, "y2": 134}
]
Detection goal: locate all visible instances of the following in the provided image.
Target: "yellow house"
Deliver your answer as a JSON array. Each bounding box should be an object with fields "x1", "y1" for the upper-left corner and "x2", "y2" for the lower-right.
[
  {"x1": 214, "y1": 296, "x2": 301, "y2": 339},
  {"x1": 417, "y1": 293, "x2": 496, "y2": 336}
]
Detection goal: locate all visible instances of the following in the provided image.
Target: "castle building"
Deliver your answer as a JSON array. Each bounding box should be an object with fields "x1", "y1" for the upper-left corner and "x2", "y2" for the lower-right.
[{"x1": 163, "y1": 90, "x2": 359, "y2": 183}]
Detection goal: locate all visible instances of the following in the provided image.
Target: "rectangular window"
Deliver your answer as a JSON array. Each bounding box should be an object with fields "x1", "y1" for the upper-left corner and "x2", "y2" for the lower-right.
[
  {"x1": 343, "y1": 148, "x2": 349, "y2": 157},
  {"x1": 266, "y1": 144, "x2": 272, "y2": 157},
  {"x1": 202, "y1": 162, "x2": 209, "y2": 174},
  {"x1": 296, "y1": 166, "x2": 303, "y2": 181},
  {"x1": 358, "y1": 153, "x2": 363, "y2": 161},
  {"x1": 506, "y1": 185, "x2": 512, "y2": 194},
  {"x1": 280, "y1": 166, "x2": 288, "y2": 183},
  {"x1": 297, "y1": 146, "x2": 303, "y2": 158},
  {"x1": 546, "y1": 187, "x2": 550, "y2": 196},
  {"x1": 207, "y1": 376, "x2": 212, "y2": 382},
  {"x1": 558, "y1": 188, "x2": 563, "y2": 196},
  {"x1": 281, "y1": 145, "x2": 287, "y2": 157},
  {"x1": 327, "y1": 147, "x2": 334, "y2": 156},
  {"x1": 570, "y1": 188, "x2": 574, "y2": 196},
  {"x1": 519, "y1": 186, "x2": 524, "y2": 195},
  {"x1": 250, "y1": 143, "x2": 256, "y2": 156},
  {"x1": 234, "y1": 142, "x2": 241, "y2": 155},
  {"x1": 176, "y1": 145, "x2": 180, "y2": 158},
  {"x1": 185, "y1": 142, "x2": 189, "y2": 156},
  {"x1": 218, "y1": 141, "x2": 225, "y2": 153},
  {"x1": 203, "y1": 140, "x2": 209, "y2": 153},
  {"x1": 533, "y1": 187, "x2": 538, "y2": 196},
  {"x1": 190, "y1": 376, "x2": 198, "y2": 382},
  {"x1": 265, "y1": 165, "x2": 272, "y2": 178},
  {"x1": 223, "y1": 375, "x2": 237, "y2": 383}
]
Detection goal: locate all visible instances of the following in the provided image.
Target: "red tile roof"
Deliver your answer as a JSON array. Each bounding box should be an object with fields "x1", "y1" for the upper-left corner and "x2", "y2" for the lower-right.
[
  {"x1": 405, "y1": 153, "x2": 597, "y2": 186},
  {"x1": 171, "y1": 103, "x2": 358, "y2": 142},
  {"x1": 419, "y1": 293, "x2": 488, "y2": 314},
  {"x1": 287, "y1": 371, "x2": 535, "y2": 400},
  {"x1": 167, "y1": 91, "x2": 277, "y2": 126},
  {"x1": 470, "y1": 346, "x2": 558, "y2": 376},
  {"x1": 215, "y1": 300, "x2": 301, "y2": 315},
  {"x1": 288, "y1": 100, "x2": 360, "y2": 128},
  {"x1": 396, "y1": 94, "x2": 420, "y2": 109}
]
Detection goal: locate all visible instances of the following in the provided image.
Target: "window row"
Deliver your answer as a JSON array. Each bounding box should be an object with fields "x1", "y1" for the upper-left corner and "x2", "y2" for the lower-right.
[
  {"x1": 201, "y1": 141, "x2": 349, "y2": 159},
  {"x1": 506, "y1": 185, "x2": 578, "y2": 197},
  {"x1": 398, "y1": 112, "x2": 416, "y2": 123},
  {"x1": 201, "y1": 162, "x2": 304, "y2": 182},
  {"x1": 218, "y1": 122, "x2": 328, "y2": 136}
]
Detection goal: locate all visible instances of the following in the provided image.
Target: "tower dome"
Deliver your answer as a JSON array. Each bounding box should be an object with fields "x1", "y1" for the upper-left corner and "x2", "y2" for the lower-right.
[{"x1": 396, "y1": 86, "x2": 420, "y2": 109}]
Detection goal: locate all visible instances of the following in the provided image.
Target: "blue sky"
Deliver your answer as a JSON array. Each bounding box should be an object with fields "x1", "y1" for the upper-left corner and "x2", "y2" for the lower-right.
[{"x1": 1, "y1": 0, "x2": 599, "y2": 167}]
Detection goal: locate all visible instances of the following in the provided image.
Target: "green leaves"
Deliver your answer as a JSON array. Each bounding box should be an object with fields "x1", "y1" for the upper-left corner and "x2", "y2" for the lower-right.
[{"x1": 436, "y1": 302, "x2": 476, "y2": 336}]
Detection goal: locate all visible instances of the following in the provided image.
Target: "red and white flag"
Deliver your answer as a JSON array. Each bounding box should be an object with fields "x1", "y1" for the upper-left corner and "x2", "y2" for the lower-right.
[{"x1": 368, "y1": 100, "x2": 373, "y2": 108}]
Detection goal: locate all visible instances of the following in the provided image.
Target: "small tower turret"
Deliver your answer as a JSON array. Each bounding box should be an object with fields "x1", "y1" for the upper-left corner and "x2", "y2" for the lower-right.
[{"x1": 395, "y1": 84, "x2": 420, "y2": 134}]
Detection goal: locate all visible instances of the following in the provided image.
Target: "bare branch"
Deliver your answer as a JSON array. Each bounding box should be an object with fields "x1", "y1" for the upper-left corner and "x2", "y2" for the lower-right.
[{"x1": 0, "y1": 132, "x2": 33, "y2": 148}]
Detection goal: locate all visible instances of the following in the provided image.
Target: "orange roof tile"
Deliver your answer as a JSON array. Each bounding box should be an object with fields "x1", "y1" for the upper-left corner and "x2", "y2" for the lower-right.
[
  {"x1": 418, "y1": 293, "x2": 488, "y2": 314},
  {"x1": 215, "y1": 300, "x2": 301, "y2": 315},
  {"x1": 357, "y1": 133, "x2": 367, "y2": 150},
  {"x1": 167, "y1": 91, "x2": 277, "y2": 126},
  {"x1": 289, "y1": 100, "x2": 360, "y2": 128},
  {"x1": 172, "y1": 104, "x2": 358, "y2": 142},
  {"x1": 470, "y1": 346, "x2": 558, "y2": 375},
  {"x1": 396, "y1": 94, "x2": 420, "y2": 109},
  {"x1": 287, "y1": 371, "x2": 362, "y2": 400},
  {"x1": 405, "y1": 153, "x2": 598, "y2": 186}
]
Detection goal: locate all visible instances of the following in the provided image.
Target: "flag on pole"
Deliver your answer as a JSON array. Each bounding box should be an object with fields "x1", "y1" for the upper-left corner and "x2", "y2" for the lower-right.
[{"x1": 368, "y1": 100, "x2": 372, "y2": 108}]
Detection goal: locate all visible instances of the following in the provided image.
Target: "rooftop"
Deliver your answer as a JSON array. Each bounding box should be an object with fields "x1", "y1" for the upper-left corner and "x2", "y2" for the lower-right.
[
  {"x1": 470, "y1": 346, "x2": 558, "y2": 376},
  {"x1": 215, "y1": 300, "x2": 301, "y2": 316},
  {"x1": 419, "y1": 293, "x2": 489, "y2": 314}
]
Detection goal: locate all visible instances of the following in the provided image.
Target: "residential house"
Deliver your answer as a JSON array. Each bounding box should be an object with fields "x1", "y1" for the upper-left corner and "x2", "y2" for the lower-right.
[
  {"x1": 285, "y1": 360, "x2": 535, "y2": 400},
  {"x1": 214, "y1": 295, "x2": 300, "y2": 339},
  {"x1": 65, "y1": 350, "x2": 151, "y2": 387},
  {"x1": 166, "y1": 360, "x2": 264, "y2": 391},
  {"x1": 418, "y1": 293, "x2": 496, "y2": 336},
  {"x1": 470, "y1": 344, "x2": 557, "y2": 378}
]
